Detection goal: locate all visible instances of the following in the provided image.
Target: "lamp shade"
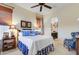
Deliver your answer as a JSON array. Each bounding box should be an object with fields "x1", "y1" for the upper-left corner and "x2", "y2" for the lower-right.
[{"x1": 9, "y1": 25, "x2": 16, "y2": 29}]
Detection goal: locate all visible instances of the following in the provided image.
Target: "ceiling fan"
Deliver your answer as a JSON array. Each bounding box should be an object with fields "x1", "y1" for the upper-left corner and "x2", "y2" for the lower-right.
[{"x1": 31, "y1": 3, "x2": 52, "y2": 12}]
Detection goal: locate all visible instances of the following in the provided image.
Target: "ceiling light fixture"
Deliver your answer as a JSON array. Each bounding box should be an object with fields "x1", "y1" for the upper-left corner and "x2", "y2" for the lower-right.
[{"x1": 77, "y1": 18, "x2": 79, "y2": 21}]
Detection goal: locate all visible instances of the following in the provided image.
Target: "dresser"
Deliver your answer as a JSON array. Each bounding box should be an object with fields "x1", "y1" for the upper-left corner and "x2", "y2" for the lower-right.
[{"x1": 2, "y1": 33, "x2": 16, "y2": 51}]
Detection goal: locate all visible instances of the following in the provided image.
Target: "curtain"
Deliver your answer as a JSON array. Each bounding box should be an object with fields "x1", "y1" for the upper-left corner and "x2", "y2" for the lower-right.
[{"x1": 0, "y1": 5, "x2": 13, "y2": 25}]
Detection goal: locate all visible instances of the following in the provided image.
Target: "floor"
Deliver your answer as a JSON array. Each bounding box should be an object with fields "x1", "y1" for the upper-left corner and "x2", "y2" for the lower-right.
[
  {"x1": 49, "y1": 39, "x2": 76, "y2": 55},
  {"x1": 1, "y1": 39, "x2": 76, "y2": 55},
  {"x1": 1, "y1": 48, "x2": 22, "y2": 55}
]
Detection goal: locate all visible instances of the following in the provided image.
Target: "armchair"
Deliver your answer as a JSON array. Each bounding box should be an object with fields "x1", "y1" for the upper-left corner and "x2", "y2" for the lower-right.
[{"x1": 64, "y1": 32, "x2": 79, "y2": 51}]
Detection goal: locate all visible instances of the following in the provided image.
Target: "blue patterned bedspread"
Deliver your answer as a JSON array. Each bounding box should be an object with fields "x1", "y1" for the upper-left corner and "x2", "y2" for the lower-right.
[
  {"x1": 18, "y1": 41, "x2": 54, "y2": 55},
  {"x1": 18, "y1": 41, "x2": 29, "y2": 55}
]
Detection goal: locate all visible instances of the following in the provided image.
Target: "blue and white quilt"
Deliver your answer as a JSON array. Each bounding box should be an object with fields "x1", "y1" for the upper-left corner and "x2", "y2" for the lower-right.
[{"x1": 18, "y1": 33, "x2": 54, "y2": 55}]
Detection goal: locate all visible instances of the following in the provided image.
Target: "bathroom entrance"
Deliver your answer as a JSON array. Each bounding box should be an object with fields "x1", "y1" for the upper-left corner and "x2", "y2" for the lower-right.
[{"x1": 51, "y1": 17, "x2": 58, "y2": 39}]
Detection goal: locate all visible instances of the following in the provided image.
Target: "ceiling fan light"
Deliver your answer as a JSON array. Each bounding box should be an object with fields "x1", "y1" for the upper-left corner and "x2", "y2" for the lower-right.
[{"x1": 31, "y1": 3, "x2": 52, "y2": 12}]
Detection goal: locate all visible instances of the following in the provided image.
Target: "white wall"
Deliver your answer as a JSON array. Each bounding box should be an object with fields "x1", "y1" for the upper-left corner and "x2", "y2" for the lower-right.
[
  {"x1": 11, "y1": 4, "x2": 52, "y2": 38},
  {"x1": 12, "y1": 4, "x2": 53, "y2": 37},
  {"x1": 44, "y1": 4, "x2": 79, "y2": 39},
  {"x1": 43, "y1": 15, "x2": 52, "y2": 37},
  {"x1": 12, "y1": 5, "x2": 37, "y2": 30},
  {"x1": 56, "y1": 5, "x2": 79, "y2": 39}
]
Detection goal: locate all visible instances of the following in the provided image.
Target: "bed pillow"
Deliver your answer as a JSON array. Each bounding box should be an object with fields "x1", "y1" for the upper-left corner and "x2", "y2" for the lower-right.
[
  {"x1": 30, "y1": 31, "x2": 39, "y2": 36},
  {"x1": 22, "y1": 30, "x2": 31, "y2": 36}
]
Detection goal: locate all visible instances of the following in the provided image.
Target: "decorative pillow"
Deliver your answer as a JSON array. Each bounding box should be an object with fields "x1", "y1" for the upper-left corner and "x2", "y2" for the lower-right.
[
  {"x1": 71, "y1": 32, "x2": 76, "y2": 38},
  {"x1": 71, "y1": 32, "x2": 79, "y2": 38},
  {"x1": 31, "y1": 31, "x2": 40, "y2": 36},
  {"x1": 22, "y1": 30, "x2": 39, "y2": 36},
  {"x1": 22, "y1": 30, "x2": 31, "y2": 36}
]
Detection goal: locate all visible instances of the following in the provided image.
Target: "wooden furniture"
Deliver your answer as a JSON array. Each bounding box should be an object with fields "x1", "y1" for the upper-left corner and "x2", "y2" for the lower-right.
[
  {"x1": 76, "y1": 37, "x2": 79, "y2": 55},
  {"x1": 2, "y1": 32, "x2": 16, "y2": 51}
]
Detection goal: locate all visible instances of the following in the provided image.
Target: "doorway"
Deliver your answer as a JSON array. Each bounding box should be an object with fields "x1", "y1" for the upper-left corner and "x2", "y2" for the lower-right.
[{"x1": 51, "y1": 17, "x2": 58, "y2": 39}]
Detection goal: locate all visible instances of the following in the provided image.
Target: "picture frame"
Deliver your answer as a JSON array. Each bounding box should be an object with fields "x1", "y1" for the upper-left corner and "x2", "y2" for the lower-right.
[
  {"x1": 26, "y1": 22, "x2": 31, "y2": 28},
  {"x1": 21, "y1": 20, "x2": 31, "y2": 28},
  {"x1": 21, "y1": 20, "x2": 27, "y2": 28}
]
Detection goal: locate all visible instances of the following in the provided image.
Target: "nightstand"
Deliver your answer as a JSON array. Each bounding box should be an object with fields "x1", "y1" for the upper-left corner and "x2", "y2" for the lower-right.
[{"x1": 2, "y1": 35, "x2": 16, "y2": 51}]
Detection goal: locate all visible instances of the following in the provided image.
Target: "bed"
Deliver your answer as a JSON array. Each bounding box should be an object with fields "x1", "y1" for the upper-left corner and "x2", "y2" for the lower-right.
[{"x1": 18, "y1": 30, "x2": 54, "y2": 55}]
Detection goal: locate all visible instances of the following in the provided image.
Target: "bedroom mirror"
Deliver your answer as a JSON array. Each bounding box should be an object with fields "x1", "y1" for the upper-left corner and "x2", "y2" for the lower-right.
[{"x1": 35, "y1": 14, "x2": 44, "y2": 35}]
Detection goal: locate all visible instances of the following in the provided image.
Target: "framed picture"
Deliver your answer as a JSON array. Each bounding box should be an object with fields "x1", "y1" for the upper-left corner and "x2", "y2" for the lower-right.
[
  {"x1": 21, "y1": 20, "x2": 31, "y2": 28},
  {"x1": 26, "y1": 22, "x2": 31, "y2": 28},
  {"x1": 21, "y1": 21, "x2": 27, "y2": 28}
]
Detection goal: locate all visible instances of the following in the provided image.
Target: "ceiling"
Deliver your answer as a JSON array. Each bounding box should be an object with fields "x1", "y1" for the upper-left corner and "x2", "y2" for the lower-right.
[
  {"x1": 4, "y1": 3, "x2": 74, "y2": 15},
  {"x1": 14, "y1": 3, "x2": 69, "y2": 15}
]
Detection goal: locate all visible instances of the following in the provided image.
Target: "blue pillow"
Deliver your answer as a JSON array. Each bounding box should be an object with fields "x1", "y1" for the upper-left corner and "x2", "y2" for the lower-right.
[
  {"x1": 30, "y1": 31, "x2": 37, "y2": 36},
  {"x1": 22, "y1": 30, "x2": 39, "y2": 36},
  {"x1": 22, "y1": 30, "x2": 31, "y2": 36}
]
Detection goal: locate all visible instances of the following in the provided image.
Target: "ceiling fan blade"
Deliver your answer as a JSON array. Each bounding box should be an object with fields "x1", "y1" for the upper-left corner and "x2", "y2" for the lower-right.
[
  {"x1": 40, "y1": 6, "x2": 42, "y2": 12},
  {"x1": 44, "y1": 5, "x2": 52, "y2": 9},
  {"x1": 31, "y1": 5, "x2": 39, "y2": 8}
]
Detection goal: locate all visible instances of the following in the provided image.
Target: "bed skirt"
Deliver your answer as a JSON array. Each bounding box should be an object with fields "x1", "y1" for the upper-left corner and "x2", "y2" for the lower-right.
[
  {"x1": 18, "y1": 41, "x2": 29, "y2": 55},
  {"x1": 18, "y1": 41, "x2": 54, "y2": 55},
  {"x1": 36, "y1": 44, "x2": 54, "y2": 55}
]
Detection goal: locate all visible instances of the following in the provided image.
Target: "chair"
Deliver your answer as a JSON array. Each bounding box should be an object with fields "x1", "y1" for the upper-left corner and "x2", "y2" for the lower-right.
[{"x1": 64, "y1": 32, "x2": 79, "y2": 51}]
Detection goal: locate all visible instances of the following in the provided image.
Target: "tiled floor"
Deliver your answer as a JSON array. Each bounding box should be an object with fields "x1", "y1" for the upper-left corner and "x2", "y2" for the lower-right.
[
  {"x1": 49, "y1": 39, "x2": 76, "y2": 55},
  {"x1": 1, "y1": 48, "x2": 22, "y2": 55},
  {"x1": 1, "y1": 39, "x2": 76, "y2": 55}
]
